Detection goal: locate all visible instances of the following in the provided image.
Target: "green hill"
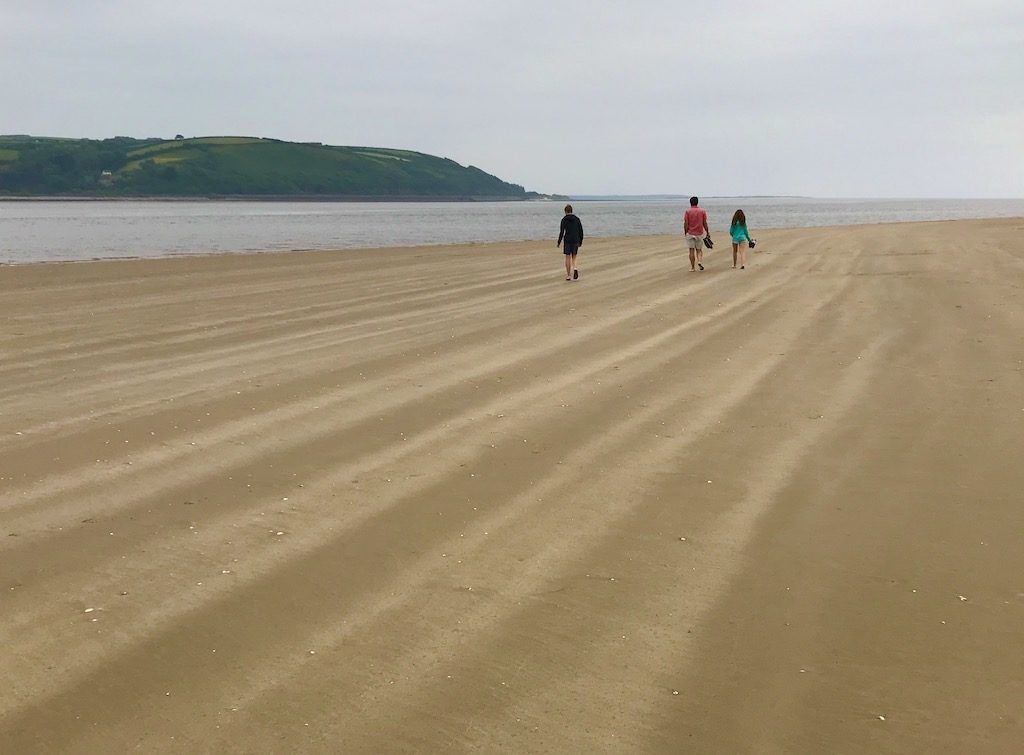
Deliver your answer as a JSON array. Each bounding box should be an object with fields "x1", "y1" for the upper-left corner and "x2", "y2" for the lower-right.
[{"x1": 0, "y1": 135, "x2": 544, "y2": 199}]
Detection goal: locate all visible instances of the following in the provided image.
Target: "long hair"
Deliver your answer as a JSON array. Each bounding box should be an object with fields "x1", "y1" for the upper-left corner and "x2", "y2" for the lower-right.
[{"x1": 731, "y1": 209, "x2": 746, "y2": 228}]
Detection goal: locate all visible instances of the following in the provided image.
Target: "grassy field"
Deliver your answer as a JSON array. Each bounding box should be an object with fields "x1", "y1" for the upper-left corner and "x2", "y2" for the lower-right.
[{"x1": 127, "y1": 137, "x2": 264, "y2": 158}]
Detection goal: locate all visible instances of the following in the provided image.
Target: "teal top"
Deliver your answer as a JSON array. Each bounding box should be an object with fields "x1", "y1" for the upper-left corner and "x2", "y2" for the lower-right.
[{"x1": 730, "y1": 222, "x2": 751, "y2": 243}]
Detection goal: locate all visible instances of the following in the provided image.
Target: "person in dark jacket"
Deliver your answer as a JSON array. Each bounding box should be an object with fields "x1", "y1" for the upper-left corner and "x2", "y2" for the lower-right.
[{"x1": 557, "y1": 204, "x2": 584, "y2": 280}]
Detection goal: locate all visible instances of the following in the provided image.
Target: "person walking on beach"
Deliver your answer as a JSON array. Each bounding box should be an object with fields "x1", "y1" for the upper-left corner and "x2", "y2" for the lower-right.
[
  {"x1": 730, "y1": 209, "x2": 753, "y2": 269},
  {"x1": 684, "y1": 196, "x2": 710, "y2": 271},
  {"x1": 557, "y1": 204, "x2": 584, "y2": 281}
]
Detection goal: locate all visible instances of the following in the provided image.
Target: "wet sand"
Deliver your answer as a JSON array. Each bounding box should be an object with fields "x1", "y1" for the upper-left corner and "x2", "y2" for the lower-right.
[{"x1": 2, "y1": 218, "x2": 1023, "y2": 752}]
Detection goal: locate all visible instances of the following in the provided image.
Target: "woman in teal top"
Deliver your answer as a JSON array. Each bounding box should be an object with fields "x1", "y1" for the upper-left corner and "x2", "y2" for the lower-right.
[{"x1": 730, "y1": 209, "x2": 753, "y2": 269}]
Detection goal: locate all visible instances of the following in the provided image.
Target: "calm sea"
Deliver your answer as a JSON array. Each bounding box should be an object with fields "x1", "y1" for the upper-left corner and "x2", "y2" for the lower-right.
[{"x1": 2, "y1": 197, "x2": 1022, "y2": 264}]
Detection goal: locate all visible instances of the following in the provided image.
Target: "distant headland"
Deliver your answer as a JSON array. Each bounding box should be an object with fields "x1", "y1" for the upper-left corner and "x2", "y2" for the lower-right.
[{"x1": 0, "y1": 135, "x2": 561, "y2": 201}]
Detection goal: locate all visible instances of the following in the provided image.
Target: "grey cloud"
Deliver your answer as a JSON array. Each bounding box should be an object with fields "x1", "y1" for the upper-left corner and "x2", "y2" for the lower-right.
[{"x1": 1, "y1": 0, "x2": 1021, "y2": 196}]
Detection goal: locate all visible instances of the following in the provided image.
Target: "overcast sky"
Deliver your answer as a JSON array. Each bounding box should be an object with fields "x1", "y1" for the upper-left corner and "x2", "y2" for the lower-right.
[{"x1": 2, "y1": 0, "x2": 1021, "y2": 197}]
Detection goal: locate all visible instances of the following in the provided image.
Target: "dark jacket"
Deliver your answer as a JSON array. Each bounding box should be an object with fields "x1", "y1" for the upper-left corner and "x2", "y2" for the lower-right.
[{"x1": 558, "y1": 214, "x2": 584, "y2": 245}]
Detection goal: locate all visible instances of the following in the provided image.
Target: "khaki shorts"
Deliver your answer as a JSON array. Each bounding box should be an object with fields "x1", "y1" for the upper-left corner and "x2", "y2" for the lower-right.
[{"x1": 685, "y1": 234, "x2": 704, "y2": 250}]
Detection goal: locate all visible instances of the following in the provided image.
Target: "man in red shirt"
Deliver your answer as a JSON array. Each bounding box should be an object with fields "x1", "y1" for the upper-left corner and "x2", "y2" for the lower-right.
[{"x1": 683, "y1": 196, "x2": 710, "y2": 271}]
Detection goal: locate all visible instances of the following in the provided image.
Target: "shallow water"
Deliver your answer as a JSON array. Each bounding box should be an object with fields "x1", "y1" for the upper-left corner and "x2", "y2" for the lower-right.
[{"x1": 1, "y1": 197, "x2": 1022, "y2": 264}]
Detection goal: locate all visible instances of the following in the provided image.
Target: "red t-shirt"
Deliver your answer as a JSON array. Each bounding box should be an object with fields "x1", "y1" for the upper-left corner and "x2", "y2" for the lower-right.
[{"x1": 684, "y1": 207, "x2": 707, "y2": 236}]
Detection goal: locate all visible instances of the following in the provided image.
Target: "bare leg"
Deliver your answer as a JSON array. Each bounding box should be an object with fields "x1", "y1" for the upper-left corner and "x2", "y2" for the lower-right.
[
  {"x1": 732, "y1": 243, "x2": 738, "y2": 268},
  {"x1": 564, "y1": 253, "x2": 572, "y2": 279},
  {"x1": 689, "y1": 247, "x2": 696, "y2": 271},
  {"x1": 739, "y1": 243, "x2": 747, "y2": 268},
  {"x1": 571, "y1": 252, "x2": 578, "y2": 279}
]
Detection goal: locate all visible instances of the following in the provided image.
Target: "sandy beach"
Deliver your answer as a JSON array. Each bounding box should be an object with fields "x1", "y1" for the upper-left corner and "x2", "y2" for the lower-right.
[{"x1": 1, "y1": 218, "x2": 1022, "y2": 752}]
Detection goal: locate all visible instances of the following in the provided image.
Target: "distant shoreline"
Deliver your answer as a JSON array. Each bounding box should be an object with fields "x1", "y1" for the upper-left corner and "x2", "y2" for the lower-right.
[
  {"x1": 6, "y1": 195, "x2": 1015, "y2": 204},
  {"x1": 569, "y1": 195, "x2": 812, "y2": 201},
  {"x1": 0, "y1": 195, "x2": 564, "y2": 203}
]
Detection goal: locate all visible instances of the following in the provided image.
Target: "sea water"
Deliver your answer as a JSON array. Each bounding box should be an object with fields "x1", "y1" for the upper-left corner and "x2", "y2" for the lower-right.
[{"x1": 2, "y1": 197, "x2": 1022, "y2": 264}]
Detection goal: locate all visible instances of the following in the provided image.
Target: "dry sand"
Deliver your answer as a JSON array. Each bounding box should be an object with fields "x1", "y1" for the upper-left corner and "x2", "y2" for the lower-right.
[{"x1": 1, "y1": 218, "x2": 1022, "y2": 752}]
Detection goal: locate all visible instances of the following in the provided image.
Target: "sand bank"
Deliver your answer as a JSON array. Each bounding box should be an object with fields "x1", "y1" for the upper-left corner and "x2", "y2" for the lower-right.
[{"x1": 2, "y1": 219, "x2": 1023, "y2": 751}]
